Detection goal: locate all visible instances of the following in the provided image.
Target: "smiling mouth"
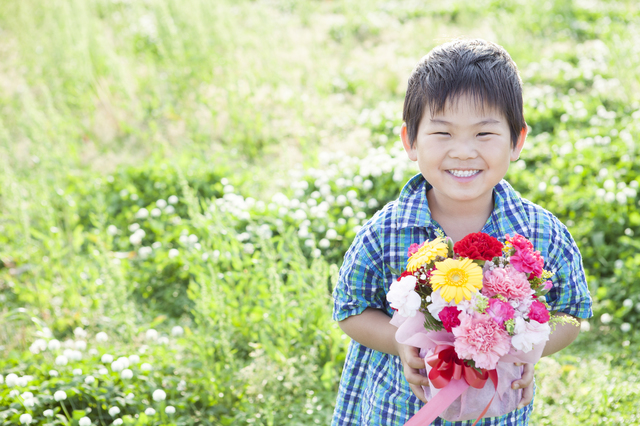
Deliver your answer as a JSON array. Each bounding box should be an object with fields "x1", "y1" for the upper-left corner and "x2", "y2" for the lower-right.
[{"x1": 447, "y1": 169, "x2": 481, "y2": 178}]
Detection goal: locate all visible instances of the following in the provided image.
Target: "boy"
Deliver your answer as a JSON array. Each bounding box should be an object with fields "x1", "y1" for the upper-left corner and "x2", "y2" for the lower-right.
[{"x1": 331, "y1": 39, "x2": 592, "y2": 425}]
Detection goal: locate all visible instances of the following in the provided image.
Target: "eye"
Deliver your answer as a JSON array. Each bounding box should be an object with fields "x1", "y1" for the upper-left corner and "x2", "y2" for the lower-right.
[
  {"x1": 433, "y1": 132, "x2": 450, "y2": 136},
  {"x1": 477, "y1": 132, "x2": 494, "y2": 137}
]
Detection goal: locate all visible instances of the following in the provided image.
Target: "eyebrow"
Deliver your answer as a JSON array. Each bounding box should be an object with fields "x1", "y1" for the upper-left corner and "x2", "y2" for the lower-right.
[{"x1": 429, "y1": 118, "x2": 502, "y2": 126}]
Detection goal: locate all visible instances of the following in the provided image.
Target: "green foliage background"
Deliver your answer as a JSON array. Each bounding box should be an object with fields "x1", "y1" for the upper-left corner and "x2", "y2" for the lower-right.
[{"x1": 1, "y1": 0, "x2": 639, "y2": 425}]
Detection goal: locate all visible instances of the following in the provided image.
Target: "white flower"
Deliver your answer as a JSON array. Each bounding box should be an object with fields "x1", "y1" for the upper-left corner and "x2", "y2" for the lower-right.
[
  {"x1": 107, "y1": 225, "x2": 118, "y2": 236},
  {"x1": 79, "y1": 416, "x2": 92, "y2": 426},
  {"x1": 325, "y1": 229, "x2": 338, "y2": 240},
  {"x1": 580, "y1": 321, "x2": 591, "y2": 332},
  {"x1": 108, "y1": 406, "x2": 121, "y2": 416},
  {"x1": 152, "y1": 389, "x2": 166, "y2": 401},
  {"x1": 600, "y1": 313, "x2": 613, "y2": 324},
  {"x1": 140, "y1": 363, "x2": 152, "y2": 372},
  {"x1": 168, "y1": 195, "x2": 178, "y2": 204},
  {"x1": 511, "y1": 318, "x2": 551, "y2": 353},
  {"x1": 120, "y1": 369, "x2": 133, "y2": 380},
  {"x1": 426, "y1": 288, "x2": 455, "y2": 318},
  {"x1": 145, "y1": 408, "x2": 156, "y2": 416},
  {"x1": 125, "y1": 392, "x2": 135, "y2": 400},
  {"x1": 55, "y1": 355, "x2": 68, "y2": 366},
  {"x1": 85, "y1": 375, "x2": 95, "y2": 384},
  {"x1": 30, "y1": 339, "x2": 47, "y2": 354},
  {"x1": 96, "y1": 332, "x2": 108, "y2": 342},
  {"x1": 21, "y1": 392, "x2": 34, "y2": 399},
  {"x1": 111, "y1": 360, "x2": 125, "y2": 372},
  {"x1": 74, "y1": 327, "x2": 87, "y2": 339},
  {"x1": 70, "y1": 350, "x2": 83, "y2": 361},
  {"x1": 171, "y1": 326, "x2": 184, "y2": 336},
  {"x1": 151, "y1": 208, "x2": 161, "y2": 217},
  {"x1": 116, "y1": 357, "x2": 130, "y2": 368},
  {"x1": 165, "y1": 405, "x2": 176, "y2": 414},
  {"x1": 158, "y1": 336, "x2": 169, "y2": 345},
  {"x1": 54, "y1": 390, "x2": 67, "y2": 401},
  {"x1": 48, "y1": 339, "x2": 61, "y2": 351},
  {"x1": 10, "y1": 390, "x2": 19, "y2": 398},
  {"x1": 98, "y1": 368, "x2": 108, "y2": 375},
  {"x1": 101, "y1": 354, "x2": 114, "y2": 364},
  {"x1": 128, "y1": 354, "x2": 140, "y2": 364},
  {"x1": 135, "y1": 208, "x2": 149, "y2": 219},
  {"x1": 74, "y1": 340, "x2": 87, "y2": 351},
  {"x1": 138, "y1": 246, "x2": 153, "y2": 258},
  {"x1": 19, "y1": 413, "x2": 32, "y2": 424},
  {"x1": 621, "y1": 323, "x2": 631, "y2": 333},
  {"x1": 156, "y1": 199, "x2": 167, "y2": 209},
  {"x1": 318, "y1": 238, "x2": 330, "y2": 249},
  {"x1": 0, "y1": 374, "x2": 3, "y2": 384},
  {"x1": 5, "y1": 373, "x2": 18, "y2": 387},
  {"x1": 43, "y1": 409, "x2": 54, "y2": 417},
  {"x1": 49, "y1": 370, "x2": 59, "y2": 377},
  {"x1": 112, "y1": 419, "x2": 123, "y2": 425},
  {"x1": 168, "y1": 249, "x2": 179, "y2": 259},
  {"x1": 165, "y1": 205, "x2": 175, "y2": 214},
  {"x1": 73, "y1": 368, "x2": 82, "y2": 376},
  {"x1": 386, "y1": 275, "x2": 421, "y2": 317},
  {"x1": 177, "y1": 380, "x2": 186, "y2": 391},
  {"x1": 146, "y1": 329, "x2": 158, "y2": 341}
]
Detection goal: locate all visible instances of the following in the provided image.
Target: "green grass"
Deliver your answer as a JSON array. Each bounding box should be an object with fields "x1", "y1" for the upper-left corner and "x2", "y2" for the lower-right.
[{"x1": 1, "y1": 0, "x2": 640, "y2": 424}]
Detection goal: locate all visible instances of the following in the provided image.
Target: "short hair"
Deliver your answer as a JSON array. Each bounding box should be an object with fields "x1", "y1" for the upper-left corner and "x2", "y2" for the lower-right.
[{"x1": 402, "y1": 39, "x2": 526, "y2": 148}]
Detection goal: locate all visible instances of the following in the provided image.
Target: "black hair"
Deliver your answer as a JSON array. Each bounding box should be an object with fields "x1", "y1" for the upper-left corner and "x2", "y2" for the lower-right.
[{"x1": 403, "y1": 39, "x2": 526, "y2": 148}]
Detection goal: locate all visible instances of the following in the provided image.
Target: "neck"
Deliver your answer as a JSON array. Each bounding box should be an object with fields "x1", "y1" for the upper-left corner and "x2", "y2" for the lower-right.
[{"x1": 426, "y1": 189, "x2": 494, "y2": 242}]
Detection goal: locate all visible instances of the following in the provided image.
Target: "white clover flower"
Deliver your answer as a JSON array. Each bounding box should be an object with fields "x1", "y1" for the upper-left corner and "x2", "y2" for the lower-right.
[
  {"x1": 5, "y1": 373, "x2": 18, "y2": 387},
  {"x1": 621, "y1": 323, "x2": 631, "y2": 332},
  {"x1": 140, "y1": 363, "x2": 152, "y2": 372},
  {"x1": 168, "y1": 195, "x2": 178, "y2": 204},
  {"x1": 101, "y1": 354, "x2": 114, "y2": 364},
  {"x1": 116, "y1": 357, "x2": 130, "y2": 368},
  {"x1": 165, "y1": 405, "x2": 176, "y2": 414},
  {"x1": 325, "y1": 229, "x2": 338, "y2": 240},
  {"x1": 156, "y1": 199, "x2": 167, "y2": 209},
  {"x1": 43, "y1": 409, "x2": 54, "y2": 417},
  {"x1": 85, "y1": 375, "x2": 95, "y2": 384},
  {"x1": 387, "y1": 275, "x2": 421, "y2": 318},
  {"x1": 98, "y1": 367, "x2": 108, "y2": 375},
  {"x1": 19, "y1": 413, "x2": 32, "y2": 425},
  {"x1": 126, "y1": 392, "x2": 135, "y2": 399},
  {"x1": 177, "y1": 380, "x2": 186, "y2": 391},
  {"x1": 157, "y1": 336, "x2": 169, "y2": 345},
  {"x1": 600, "y1": 313, "x2": 613, "y2": 324},
  {"x1": 54, "y1": 390, "x2": 67, "y2": 401},
  {"x1": 128, "y1": 354, "x2": 140, "y2": 364},
  {"x1": 112, "y1": 419, "x2": 123, "y2": 425},
  {"x1": 152, "y1": 389, "x2": 166, "y2": 401},
  {"x1": 49, "y1": 370, "x2": 59, "y2": 377},
  {"x1": 168, "y1": 248, "x2": 179, "y2": 259},
  {"x1": 70, "y1": 350, "x2": 83, "y2": 361},
  {"x1": 79, "y1": 416, "x2": 92, "y2": 426},
  {"x1": 164, "y1": 205, "x2": 175, "y2": 214},
  {"x1": 73, "y1": 369, "x2": 82, "y2": 376},
  {"x1": 109, "y1": 406, "x2": 121, "y2": 416},
  {"x1": 48, "y1": 339, "x2": 61, "y2": 351},
  {"x1": 55, "y1": 355, "x2": 68, "y2": 366},
  {"x1": 150, "y1": 208, "x2": 161, "y2": 217},
  {"x1": 318, "y1": 238, "x2": 330, "y2": 249},
  {"x1": 75, "y1": 340, "x2": 87, "y2": 351},
  {"x1": 29, "y1": 338, "x2": 47, "y2": 354},
  {"x1": 312, "y1": 249, "x2": 321, "y2": 258},
  {"x1": 120, "y1": 369, "x2": 133, "y2": 380},
  {"x1": 171, "y1": 326, "x2": 184, "y2": 336},
  {"x1": 16, "y1": 376, "x2": 29, "y2": 387},
  {"x1": 96, "y1": 332, "x2": 108, "y2": 342},
  {"x1": 107, "y1": 225, "x2": 118, "y2": 236},
  {"x1": 10, "y1": 389, "x2": 19, "y2": 398},
  {"x1": 145, "y1": 408, "x2": 156, "y2": 416},
  {"x1": 74, "y1": 327, "x2": 87, "y2": 339},
  {"x1": 23, "y1": 397, "x2": 36, "y2": 408},
  {"x1": 146, "y1": 329, "x2": 158, "y2": 341},
  {"x1": 135, "y1": 208, "x2": 149, "y2": 219},
  {"x1": 188, "y1": 234, "x2": 198, "y2": 244},
  {"x1": 111, "y1": 360, "x2": 124, "y2": 372}
]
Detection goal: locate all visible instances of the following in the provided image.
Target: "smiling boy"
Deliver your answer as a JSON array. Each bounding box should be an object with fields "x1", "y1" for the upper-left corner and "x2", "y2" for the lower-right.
[{"x1": 332, "y1": 39, "x2": 592, "y2": 425}]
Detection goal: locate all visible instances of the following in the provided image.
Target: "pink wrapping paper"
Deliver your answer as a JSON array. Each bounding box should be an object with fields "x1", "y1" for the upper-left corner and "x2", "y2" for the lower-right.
[{"x1": 391, "y1": 312, "x2": 544, "y2": 422}]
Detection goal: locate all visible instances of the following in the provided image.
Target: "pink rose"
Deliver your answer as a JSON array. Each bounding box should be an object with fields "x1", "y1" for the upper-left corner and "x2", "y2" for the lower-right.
[
  {"x1": 486, "y1": 298, "x2": 515, "y2": 326},
  {"x1": 482, "y1": 266, "x2": 533, "y2": 300},
  {"x1": 452, "y1": 313, "x2": 511, "y2": 370},
  {"x1": 510, "y1": 249, "x2": 544, "y2": 278},
  {"x1": 528, "y1": 300, "x2": 550, "y2": 323},
  {"x1": 438, "y1": 306, "x2": 462, "y2": 332}
]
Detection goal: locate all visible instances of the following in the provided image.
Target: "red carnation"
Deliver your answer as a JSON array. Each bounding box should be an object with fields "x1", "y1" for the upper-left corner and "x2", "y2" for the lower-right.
[
  {"x1": 454, "y1": 232, "x2": 504, "y2": 261},
  {"x1": 438, "y1": 306, "x2": 462, "y2": 332}
]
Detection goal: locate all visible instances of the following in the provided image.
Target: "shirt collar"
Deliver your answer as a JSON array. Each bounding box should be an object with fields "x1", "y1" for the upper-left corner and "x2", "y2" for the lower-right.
[{"x1": 396, "y1": 174, "x2": 530, "y2": 237}]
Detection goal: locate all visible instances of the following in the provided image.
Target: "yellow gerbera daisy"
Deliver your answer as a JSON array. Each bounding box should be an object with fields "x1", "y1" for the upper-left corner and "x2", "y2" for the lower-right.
[
  {"x1": 406, "y1": 238, "x2": 449, "y2": 272},
  {"x1": 431, "y1": 258, "x2": 483, "y2": 303}
]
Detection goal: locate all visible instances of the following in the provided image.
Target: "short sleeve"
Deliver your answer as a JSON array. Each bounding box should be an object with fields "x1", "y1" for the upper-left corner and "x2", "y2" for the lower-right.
[
  {"x1": 332, "y1": 224, "x2": 387, "y2": 322},
  {"x1": 544, "y1": 222, "x2": 593, "y2": 319}
]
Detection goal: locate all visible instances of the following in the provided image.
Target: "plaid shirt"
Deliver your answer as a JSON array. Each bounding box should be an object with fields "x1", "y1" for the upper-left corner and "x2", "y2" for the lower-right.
[{"x1": 332, "y1": 174, "x2": 592, "y2": 426}]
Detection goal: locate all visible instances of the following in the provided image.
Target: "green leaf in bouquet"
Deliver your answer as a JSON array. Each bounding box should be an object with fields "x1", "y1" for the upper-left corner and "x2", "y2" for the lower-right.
[{"x1": 388, "y1": 265, "x2": 402, "y2": 276}]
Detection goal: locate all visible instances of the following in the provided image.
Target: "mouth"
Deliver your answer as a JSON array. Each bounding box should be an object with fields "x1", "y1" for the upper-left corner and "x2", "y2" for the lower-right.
[{"x1": 447, "y1": 169, "x2": 481, "y2": 178}]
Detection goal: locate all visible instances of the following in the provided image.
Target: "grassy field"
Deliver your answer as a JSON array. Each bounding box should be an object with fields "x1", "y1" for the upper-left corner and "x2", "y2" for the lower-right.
[{"x1": 1, "y1": 0, "x2": 640, "y2": 425}]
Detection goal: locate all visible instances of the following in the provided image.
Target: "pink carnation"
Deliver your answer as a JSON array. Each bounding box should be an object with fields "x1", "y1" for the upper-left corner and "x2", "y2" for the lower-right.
[
  {"x1": 452, "y1": 313, "x2": 511, "y2": 370},
  {"x1": 486, "y1": 298, "x2": 515, "y2": 326},
  {"x1": 482, "y1": 266, "x2": 533, "y2": 300},
  {"x1": 438, "y1": 306, "x2": 462, "y2": 332},
  {"x1": 408, "y1": 243, "x2": 423, "y2": 257},
  {"x1": 510, "y1": 249, "x2": 544, "y2": 278},
  {"x1": 528, "y1": 300, "x2": 550, "y2": 323},
  {"x1": 506, "y1": 234, "x2": 533, "y2": 252}
]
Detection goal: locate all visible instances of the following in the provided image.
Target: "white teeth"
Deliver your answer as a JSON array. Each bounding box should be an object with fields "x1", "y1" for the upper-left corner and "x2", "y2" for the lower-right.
[{"x1": 449, "y1": 169, "x2": 479, "y2": 178}]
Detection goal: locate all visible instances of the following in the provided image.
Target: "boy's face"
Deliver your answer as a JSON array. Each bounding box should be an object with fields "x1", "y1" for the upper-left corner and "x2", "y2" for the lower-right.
[{"x1": 401, "y1": 94, "x2": 525, "y2": 210}]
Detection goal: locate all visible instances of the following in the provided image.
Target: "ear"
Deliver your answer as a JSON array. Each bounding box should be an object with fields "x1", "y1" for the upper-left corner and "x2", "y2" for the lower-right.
[
  {"x1": 401, "y1": 123, "x2": 417, "y2": 162},
  {"x1": 510, "y1": 126, "x2": 527, "y2": 161}
]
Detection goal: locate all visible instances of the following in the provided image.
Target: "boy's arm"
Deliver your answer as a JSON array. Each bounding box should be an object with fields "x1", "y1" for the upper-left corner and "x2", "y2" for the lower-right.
[{"x1": 339, "y1": 307, "x2": 431, "y2": 402}]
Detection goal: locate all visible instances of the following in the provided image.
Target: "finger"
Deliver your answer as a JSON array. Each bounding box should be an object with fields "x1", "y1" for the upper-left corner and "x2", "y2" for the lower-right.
[
  {"x1": 405, "y1": 354, "x2": 426, "y2": 370},
  {"x1": 512, "y1": 363, "x2": 534, "y2": 389},
  {"x1": 517, "y1": 381, "x2": 534, "y2": 409},
  {"x1": 404, "y1": 366, "x2": 430, "y2": 387},
  {"x1": 409, "y1": 383, "x2": 428, "y2": 403}
]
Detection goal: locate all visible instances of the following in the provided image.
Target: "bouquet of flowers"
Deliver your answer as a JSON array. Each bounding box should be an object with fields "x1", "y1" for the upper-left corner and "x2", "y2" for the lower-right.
[{"x1": 386, "y1": 232, "x2": 576, "y2": 425}]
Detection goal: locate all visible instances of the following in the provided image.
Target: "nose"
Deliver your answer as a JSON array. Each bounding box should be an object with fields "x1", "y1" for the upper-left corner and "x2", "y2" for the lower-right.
[{"x1": 449, "y1": 137, "x2": 478, "y2": 160}]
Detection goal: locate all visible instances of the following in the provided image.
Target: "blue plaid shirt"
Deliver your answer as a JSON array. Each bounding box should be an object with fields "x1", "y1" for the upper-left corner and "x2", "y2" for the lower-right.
[{"x1": 332, "y1": 174, "x2": 593, "y2": 426}]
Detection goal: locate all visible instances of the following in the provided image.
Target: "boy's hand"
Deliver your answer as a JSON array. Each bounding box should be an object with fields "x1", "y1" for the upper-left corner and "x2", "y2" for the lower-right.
[
  {"x1": 396, "y1": 342, "x2": 430, "y2": 403},
  {"x1": 512, "y1": 362, "x2": 535, "y2": 409}
]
